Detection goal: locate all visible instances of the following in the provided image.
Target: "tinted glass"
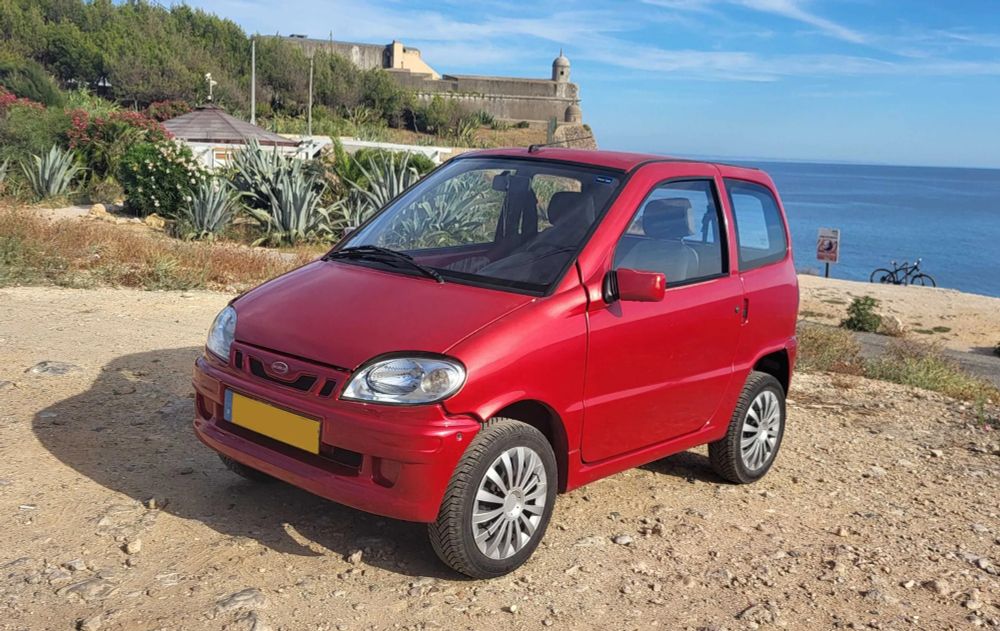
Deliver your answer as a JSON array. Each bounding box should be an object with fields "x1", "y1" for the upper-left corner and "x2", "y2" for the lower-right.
[
  {"x1": 342, "y1": 158, "x2": 623, "y2": 293},
  {"x1": 613, "y1": 179, "x2": 726, "y2": 284},
  {"x1": 726, "y1": 179, "x2": 788, "y2": 270}
]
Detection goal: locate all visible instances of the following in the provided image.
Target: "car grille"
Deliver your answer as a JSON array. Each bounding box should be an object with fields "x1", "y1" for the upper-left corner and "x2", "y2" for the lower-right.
[{"x1": 232, "y1": 344, "x2": 344, "y2": 398}]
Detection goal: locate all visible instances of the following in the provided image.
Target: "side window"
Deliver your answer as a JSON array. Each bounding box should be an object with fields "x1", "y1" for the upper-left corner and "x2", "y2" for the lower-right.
[
  {"x1": 613, "y1": 179, "x2": 726, "y2": 284},
  {"x1": 726, "y1": 180, "x2": 787, "y2": 270}
]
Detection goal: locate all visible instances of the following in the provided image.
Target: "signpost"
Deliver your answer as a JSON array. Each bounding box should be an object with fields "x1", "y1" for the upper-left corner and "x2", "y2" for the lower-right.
[{"x1": 816, "y1": 227, "x2": 840, "y2": 278}]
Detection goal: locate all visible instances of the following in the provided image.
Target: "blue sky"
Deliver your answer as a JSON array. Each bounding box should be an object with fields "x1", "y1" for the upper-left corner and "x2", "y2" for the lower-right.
[{"x1": 186, "y1": 0, "x2": 1000, "y2": 167}]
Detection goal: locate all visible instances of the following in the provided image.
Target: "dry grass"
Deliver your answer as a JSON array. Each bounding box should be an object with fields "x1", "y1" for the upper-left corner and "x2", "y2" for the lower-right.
[
  {"x1": 798, "y1": 321, "x2": 998, "y2": 403},
  {"x1": 796, "y1": 322, "x2": 865, "y2": 374},
  {"x1": 867, "y1": 339, "x2": 998, "y2": 403},
  {"x1": 0, "y1": 209, "x2": 315, "y2": 291}
]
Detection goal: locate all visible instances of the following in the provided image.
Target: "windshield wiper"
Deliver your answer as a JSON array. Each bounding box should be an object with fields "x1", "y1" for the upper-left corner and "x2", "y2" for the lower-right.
[{"x1": 323, "y1": 245, "x2": 444, "y2": 284}]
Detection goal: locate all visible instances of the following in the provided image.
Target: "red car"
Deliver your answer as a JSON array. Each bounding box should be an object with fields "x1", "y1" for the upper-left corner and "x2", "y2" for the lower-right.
[{"x1": 193, "y1": 147, "x2": 798, "y2": 578}]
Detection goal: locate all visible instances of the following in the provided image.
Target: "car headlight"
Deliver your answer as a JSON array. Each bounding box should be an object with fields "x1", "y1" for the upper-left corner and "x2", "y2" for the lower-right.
[
  {"x1": 206, "y1": 306, "x2": 237, "y2": 360},
  {"x1": 342, "y1": 355, "x2": 466, "y2": 404}
]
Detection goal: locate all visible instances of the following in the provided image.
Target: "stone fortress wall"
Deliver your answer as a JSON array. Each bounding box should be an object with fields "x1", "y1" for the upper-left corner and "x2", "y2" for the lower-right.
[{"x1": 275, "y1": 36, "x2": 584, "y2": 125}]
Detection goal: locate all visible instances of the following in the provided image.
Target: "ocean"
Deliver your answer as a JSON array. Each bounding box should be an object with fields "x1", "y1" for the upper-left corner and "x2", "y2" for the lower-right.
[{"x1": 739, "y1": 161, "x2": 1000, "y2": 298}]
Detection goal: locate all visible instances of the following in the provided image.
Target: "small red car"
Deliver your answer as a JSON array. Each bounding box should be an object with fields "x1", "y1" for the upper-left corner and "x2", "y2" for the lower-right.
[{"x1": 193, "y1": 148, "x2": 798, "y2": 578}]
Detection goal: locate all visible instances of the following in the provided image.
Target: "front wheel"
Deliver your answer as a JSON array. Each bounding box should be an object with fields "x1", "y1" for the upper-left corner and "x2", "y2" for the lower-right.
[
  {"x1": 709, "y1": 371, "x2": 786, "y2": 484},
  {"x1": 870, "y1": 268, "x2": 895, "y2": 283},
  {"x1": 428, "y1": 418, "x2": 557, "y2": 579},
  {"x1": 911, "y1": 273, "x2": 936, "y2": 287}
]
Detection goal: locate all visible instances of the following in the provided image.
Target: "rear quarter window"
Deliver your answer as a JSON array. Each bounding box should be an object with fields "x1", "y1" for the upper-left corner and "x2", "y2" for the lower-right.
[{"x1": 726, "y1": 179, "x2": 788, "y2": 271}]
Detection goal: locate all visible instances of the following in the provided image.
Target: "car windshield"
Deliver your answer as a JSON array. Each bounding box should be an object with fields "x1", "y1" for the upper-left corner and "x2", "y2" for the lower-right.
[{"x1": 337, "y1": 157, "x2": 623, "y2": 293}]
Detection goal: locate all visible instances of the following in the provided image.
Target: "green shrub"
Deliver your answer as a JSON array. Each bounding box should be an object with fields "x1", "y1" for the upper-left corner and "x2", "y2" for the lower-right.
[
  {"x1": 21, "y1": 145, "x2": 82, "y2": 199},
  {"x1": 63, "y1": 89, "x2": 120, "y2": 117},
  {"x1": 83, "y1": 177, "x2": 124, "y2": 205},
  {"x1": 117, "y1": 141, "x2": 207, "y2": 217},
  {"x1": 0, "y1": 103, "x2": 71, "y2": 162},
  {"x1": 176, "y1": 178, "x2": 238, "y2": 240},
  {"x1": 0, "y1": 57, "x2": 64, "y2": 107},
  {"x1": 841, "y1": 296, "x2": 882, "y2": 333},
  {"x1": 413, "y1": 96, "x2": 463, "y2": 135},
  {"x1": 146, "y1": 100, "x2": 192, "y2": 122}
]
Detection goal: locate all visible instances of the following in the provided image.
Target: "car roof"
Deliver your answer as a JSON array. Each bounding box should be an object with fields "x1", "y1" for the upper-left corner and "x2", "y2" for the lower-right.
[{"x1": 458, "y1": 147, "x2": 764, "y2": 177}]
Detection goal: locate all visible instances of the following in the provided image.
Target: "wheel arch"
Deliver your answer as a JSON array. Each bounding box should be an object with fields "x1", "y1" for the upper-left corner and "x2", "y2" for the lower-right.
[
  {"x1": 752, "y1": 348, "x2": 791, "y2": 394},
  {"x1": 489, "y1": 399, "x2": 569, "y2": 493}
]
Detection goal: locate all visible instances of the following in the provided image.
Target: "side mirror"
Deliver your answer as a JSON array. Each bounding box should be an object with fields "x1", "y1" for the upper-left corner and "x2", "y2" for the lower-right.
[{"x1": 605, "y1": 268, "x2": 666, "y2": 303}]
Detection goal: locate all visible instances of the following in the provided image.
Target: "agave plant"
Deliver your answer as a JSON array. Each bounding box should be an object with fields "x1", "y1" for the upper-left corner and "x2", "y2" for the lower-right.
[
  {"x1": 177, "y1": 178, "x2": 239, "y2": 240},
  {"x1": 21, "y1": 145, "x2": 83, "y2": 199},
  {"x1": 331, "y1": 151, "x2": 421, "y2": 231},
  {"x1": 244, "y1": 160, "x2": 331, "y2": 245}
]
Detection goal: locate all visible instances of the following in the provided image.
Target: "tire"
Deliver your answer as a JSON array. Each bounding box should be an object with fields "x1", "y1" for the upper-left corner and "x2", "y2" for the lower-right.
[
  {"x1": 870, "y1": 268, "x2": 894, "y2": 283},
  {"x1": 428, "y1": 418, "x2": 557, "y2": 579},
  {"x1": 709, "y1": 371, "x2": 786, "y2": 484},
  {"x1": 219, "y1": 453, "x2": 275, "y2": 483},
  {"x1": 911, "y1": 273, "x2": 936, "y2": 287}
]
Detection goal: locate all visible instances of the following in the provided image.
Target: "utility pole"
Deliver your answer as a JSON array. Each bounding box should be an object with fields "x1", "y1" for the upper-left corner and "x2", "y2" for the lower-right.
[
  {"x1": 307, "y1": 55, "x2": 314, "y2": 136},
  {"x1": 250, "y1": 37, "x2": 256, "y2": 125}
]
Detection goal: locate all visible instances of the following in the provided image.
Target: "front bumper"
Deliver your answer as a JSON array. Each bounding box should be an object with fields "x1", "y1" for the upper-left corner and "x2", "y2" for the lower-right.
[{"x1": 192, "y1": 353, "x2": 480, "y2": 522}]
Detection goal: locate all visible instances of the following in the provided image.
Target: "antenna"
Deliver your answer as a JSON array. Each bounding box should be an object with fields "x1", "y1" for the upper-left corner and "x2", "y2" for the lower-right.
[{"x1": 527, "y1": 134, "x2": 595, "y2": 153}]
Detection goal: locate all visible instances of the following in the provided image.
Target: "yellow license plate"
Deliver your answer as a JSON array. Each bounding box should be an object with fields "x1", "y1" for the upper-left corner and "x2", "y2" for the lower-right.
[{"x1": 224, "y1": 391, "x2": 320, "y2": 454}]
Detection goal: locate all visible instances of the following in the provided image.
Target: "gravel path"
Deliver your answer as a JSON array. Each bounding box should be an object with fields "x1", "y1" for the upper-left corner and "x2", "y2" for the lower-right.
[{"x1": 0, "y1": 286, "x2": 997, "y2": 631}]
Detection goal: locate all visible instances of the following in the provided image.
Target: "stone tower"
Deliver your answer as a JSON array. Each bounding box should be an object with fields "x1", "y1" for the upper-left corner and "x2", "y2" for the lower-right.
[{"x1": 552, "y1": 49, "x2": 570, "y2": 83}]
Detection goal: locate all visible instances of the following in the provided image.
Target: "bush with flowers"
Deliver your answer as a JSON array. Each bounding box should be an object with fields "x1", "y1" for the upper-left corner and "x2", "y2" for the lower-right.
[
  {"x1": 67, "y1": 109, "x2": 169, "y2": 180},
  {"x1": 117, "y1": 141, "x2": 207, "y2": 217}
]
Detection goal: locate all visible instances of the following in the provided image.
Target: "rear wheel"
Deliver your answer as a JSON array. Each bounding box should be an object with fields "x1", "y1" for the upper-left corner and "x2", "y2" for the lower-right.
[
  {"x1": 709, "y1": 371, "x2": 786, "y2": 484},
  {"x1": 428, "y1": 418, "x2": 557, "y2": 578},
  {"x1": 219, "y1": 454, "x2": 275, "y2": 483},
  {"x1": 870, "y1": 268, "x2": 895, "y2": 283},
  {"x1": 911, "y1": 273, "x2": 936, "y2": 287}
]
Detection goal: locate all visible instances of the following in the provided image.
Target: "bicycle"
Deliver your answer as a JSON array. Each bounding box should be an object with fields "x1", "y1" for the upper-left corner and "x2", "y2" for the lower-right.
[{"x1": 869, "y1": 258, "x2": 936, "y2": 287}]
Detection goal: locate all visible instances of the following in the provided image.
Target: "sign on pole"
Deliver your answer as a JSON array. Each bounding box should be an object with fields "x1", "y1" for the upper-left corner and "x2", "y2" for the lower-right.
[
  {"x1": 816, "y1": 227, "x2": 840, "y2": 277},
  {"x1": 816, "y1": 227, "x2": 840, "y2": 263}
]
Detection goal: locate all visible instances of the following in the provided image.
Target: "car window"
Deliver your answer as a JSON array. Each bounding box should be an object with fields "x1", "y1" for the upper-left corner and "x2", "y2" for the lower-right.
[
  {"x1": 613, "y1": 179, "x2": 726, "y2": 285},
  {"x1": 343, "y1": 158, "x2": 623, "y2": 293},
  {"x1": 725, "y1": 180, "x2": 787, "y2": 270}
]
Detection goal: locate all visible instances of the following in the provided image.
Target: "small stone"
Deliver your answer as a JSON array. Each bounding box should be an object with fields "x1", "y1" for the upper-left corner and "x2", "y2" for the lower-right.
[
  {"x1": 900, "y1": 580, "x2": 917, "y2": 590},
  {"x1": 77, "y1": 612, "x2": 103, "y2": 631},
  {"x1": 47, "y1": 569, "x2": 73, "y2": 584},
  {"x1": 124, "y1": 540, "x2": 142, "y2": 554},
  {"x1": 144, "y1": 213, "x2": 167, "y2": 230},
  {"x1": 144, "y1": 498, "x2": 157, "y2": 509},
  {"x1": 543, "y1": 620, "x2": 554, "y2": 627},
  {"x1": 965, "y1": 599, "x2": 984, "y2": 611},
  {"x1": 835, "y1": 526, "x2": 851, "y2": 537},
  {"x1": 64, "y1": 559, "x2": 87, "y2": 572},
  {"x1": 923, "y1": 579, "x2": 950, "y2": 595},
  {"x1": 216, "y1": 588, "x2": 267, "y2": 612},
  {"x1": 25, "y1": 361, "x2": 81, "y2": 376},
  {"x1": 503, "y1": 604, "x2": 519, "y2": 614},
  {"x1": 612, "y1": 534, "x2": 634, "y2": 546},
  {"x1": 88, "y1": 203, "x2": 110, "y2": 218},
  {"x1": 0, "y1": 380, "x2": 14, "y2": 391},
  {"x1": 57, "y1": 578, "x2": 117, "y2": 602},
  {"x1": 346, "y1": 550, "x2": 363, "y2": 565},
  {"x1": 929, "y1": 449, "x2": 944, "y2": 458}
]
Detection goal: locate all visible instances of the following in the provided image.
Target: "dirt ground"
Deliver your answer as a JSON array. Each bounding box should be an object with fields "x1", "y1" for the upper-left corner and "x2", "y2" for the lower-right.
[
  {"x1": 0, "y1": 285, "x2": 998, "y2": 631},
  {"x1": 798, "y1": 275, "x2": 1000, "y2": 354}
]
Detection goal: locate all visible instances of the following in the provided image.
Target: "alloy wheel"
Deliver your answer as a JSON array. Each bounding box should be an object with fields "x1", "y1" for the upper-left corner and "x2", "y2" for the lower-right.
[
  {"x1": 740, "y1": 390, "x2": 782, "y2": 472},
  {"x1": 472, "y1": 446, "x2": 547, "y2": 560}
]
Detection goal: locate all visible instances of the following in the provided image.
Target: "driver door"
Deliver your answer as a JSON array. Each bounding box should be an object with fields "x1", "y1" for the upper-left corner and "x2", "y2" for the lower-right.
[{"x1": 581, "y1": 175, "x2": 743, "y2": 462}]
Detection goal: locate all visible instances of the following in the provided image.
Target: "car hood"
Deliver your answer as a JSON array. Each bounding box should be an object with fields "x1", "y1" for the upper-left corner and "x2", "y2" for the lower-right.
[{"x1": 233, "y1": 260, "x2": 533, "y2": 369}]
